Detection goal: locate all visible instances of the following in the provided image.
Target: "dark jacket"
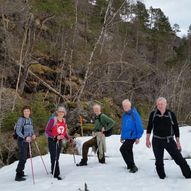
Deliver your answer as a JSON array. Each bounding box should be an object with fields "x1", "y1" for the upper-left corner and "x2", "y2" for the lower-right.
[{"x1": 147, "y1": 109, "x2": 179, "y2": 138}]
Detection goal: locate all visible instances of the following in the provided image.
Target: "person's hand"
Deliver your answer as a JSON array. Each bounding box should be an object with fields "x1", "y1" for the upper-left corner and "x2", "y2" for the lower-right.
[
  {"x1": 25, "y1": 136, "x2": 31, "y2": 143},
  {"x1": 57, "y1": 135, "x2": 64, "y2": 140},
  {"x1": 135, "y1": 139, "x2": 140, "y2": 144},
  {"x1": 146, "y1": 139, "x2": 151, "y2": 148},
  {"x1": 176, "y1": 141, "x2": 182, "y2": 151},
  {"x1": 32, "y1": 134, "x2": 36, "y2": 140},
  {"x1": 101, "y1": 127, "x2": 105, "y2": 133},
  {"x1": 120, "y1": 138, "x2": 124, "y2": 144}
]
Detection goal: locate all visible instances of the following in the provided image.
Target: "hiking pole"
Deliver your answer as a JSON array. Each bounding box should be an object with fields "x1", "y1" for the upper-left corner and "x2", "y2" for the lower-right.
[
  {"x1": 52, "y1": 141, "x2": 58, "y2": 179},
  {"x1": 73, "y1": 153, "x2": 76, "y2": 164},
  {"x1": 72, "y1": 141, "x2": 76, "y2": 164},
  {"x1": 34, "y1": 141, "x2": 49, "y2": 175},
  {"x1": 29, "y1": 141, "x2": 35, "y2": 184}
]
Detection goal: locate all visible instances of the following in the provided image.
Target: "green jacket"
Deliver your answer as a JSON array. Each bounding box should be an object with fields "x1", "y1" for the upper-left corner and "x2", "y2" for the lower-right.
[{"x1": 93, "y1": 113, "x2": 115, "y2": 132}]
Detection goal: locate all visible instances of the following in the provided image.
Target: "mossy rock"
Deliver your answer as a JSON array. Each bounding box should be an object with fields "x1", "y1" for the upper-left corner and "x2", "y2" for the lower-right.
[{"x1": 30, "y1": 64, "x2": 54, "y2": 74}]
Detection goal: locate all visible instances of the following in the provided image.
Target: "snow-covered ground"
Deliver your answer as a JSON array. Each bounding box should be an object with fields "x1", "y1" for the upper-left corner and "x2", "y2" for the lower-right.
[{"x1": 1, "y1": 127, "x2": 191, "y2": 191}]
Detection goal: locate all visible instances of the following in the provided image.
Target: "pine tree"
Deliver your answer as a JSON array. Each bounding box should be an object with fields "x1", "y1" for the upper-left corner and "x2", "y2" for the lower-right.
[
  {"x1": 134, "y1": 1, "x2": 149, "y2": 29},
  {"x1": 149, "y1": 8, "x2": 172, "y2": 32},
  {"x1": 173, "y1": 23, "x2": 181, "y2": 34}
]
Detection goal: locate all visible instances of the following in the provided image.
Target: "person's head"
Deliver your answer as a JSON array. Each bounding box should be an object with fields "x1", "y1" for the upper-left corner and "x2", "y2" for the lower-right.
[
  {"x1": 56, "y1": 106, "x2": 67, "y2": 118},
  {"x1": 156, "y1": 97, "x2": 167, "y2": 112},
  {"x1": 93, "y1": 104, "x2": 102, "y2": 116},
  {"x1": 22, "y1": 106, "x2": 31, "y2": 118},
  {"x1": 122, "y1": 99, "x2": 132, "y2": 112}
]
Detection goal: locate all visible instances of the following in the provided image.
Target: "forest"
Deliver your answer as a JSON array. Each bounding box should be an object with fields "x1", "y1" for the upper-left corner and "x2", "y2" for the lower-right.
[{"x1": 0, "y1": 0, "x2": 191, "y2": 166}]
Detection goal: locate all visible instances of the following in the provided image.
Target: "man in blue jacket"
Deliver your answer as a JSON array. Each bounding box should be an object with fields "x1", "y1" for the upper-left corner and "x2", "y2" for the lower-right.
[{"x1": 120, "y1": 99, "x2": 144, "y2": 173}]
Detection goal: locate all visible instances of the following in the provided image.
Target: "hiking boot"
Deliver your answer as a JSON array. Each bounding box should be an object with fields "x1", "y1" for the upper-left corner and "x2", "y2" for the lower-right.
[
  {"x1": 15, "y1": 174, "x2": 26, "y2": 182},
  {"x1": 129, "y1": 165, "x2": 138, "y2": 173},
  {"x1": 99, "y1": 157, "x2": 105, "y2": 164},
  {"x1": 21, "y1": 171, "x2": 27, "y2": 177},
  {"x1": 76, "y1": 159, "x2": 87, "y2": 166},
  {"x1": 54, "y1": 176, "x2": 62, "y2": 180}
]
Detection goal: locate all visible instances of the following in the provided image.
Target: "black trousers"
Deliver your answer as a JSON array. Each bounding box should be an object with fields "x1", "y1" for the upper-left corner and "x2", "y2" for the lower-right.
[
  {"x1": 48, "y1": 138, "x2": 62, "y2": 177},
  {"x1": 16, "y1": 139, "x2": 29, "y2": 176},
  {"x1": 152, "y1": 137, "x2": 191, "y2": 179},
  {"x1": 120, "y1": 139, "x2": 136, "y2": 168}
]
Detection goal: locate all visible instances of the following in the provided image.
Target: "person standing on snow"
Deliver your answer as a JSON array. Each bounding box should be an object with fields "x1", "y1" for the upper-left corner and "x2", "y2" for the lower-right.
[
  {"x1": 120, "y1": 99, "x2": 144, "y2": 173},
  {"x1": 76, "y1": 104, "x2": 115, "y2": 166},
  {"x1": 15, "y1": 106, "x2": 36, "y2": 181},
  {"x1": 45, "y1": 106, "x2": 72, "y2": 180},
  {"x1": 146, "y1": 97, "x2": 191, "y2": 179}
]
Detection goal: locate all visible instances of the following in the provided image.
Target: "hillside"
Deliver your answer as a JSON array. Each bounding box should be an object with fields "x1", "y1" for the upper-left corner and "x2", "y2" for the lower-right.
[{"x1": 0, "y1": 0, "x2": 191, "y2": 167}]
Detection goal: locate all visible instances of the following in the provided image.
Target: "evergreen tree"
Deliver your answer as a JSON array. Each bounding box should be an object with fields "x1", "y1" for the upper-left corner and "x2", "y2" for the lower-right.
[
  {"x1": 134, "y1": 1, "x2": 149, "y2": 29},
  {"x1": 149, "y1": 7, "x2": 172, "y2": 32},
  {"x1": 173, "y1": 23, "x2": 181, "y2": 33}
]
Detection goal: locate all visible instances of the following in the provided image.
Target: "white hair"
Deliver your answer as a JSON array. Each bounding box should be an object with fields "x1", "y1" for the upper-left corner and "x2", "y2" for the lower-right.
[
  {"x1": 156, "y1": 97, "x2": 167, "y2": 104},
  {"x1": 122, "y1": 99, "x2": 132, "y2": 106},
  {"x1": 57, "y1": 105, "x2": 67, "y2": 115},
  {"x1": 93, "y1": 104, "x2": 101, "y2": 110}
]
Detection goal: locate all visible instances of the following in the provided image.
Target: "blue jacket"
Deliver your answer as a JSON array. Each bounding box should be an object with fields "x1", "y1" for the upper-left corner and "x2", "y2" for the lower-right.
[{"x1": 121, "y1": 107, "x2": 144, "y2": 140}]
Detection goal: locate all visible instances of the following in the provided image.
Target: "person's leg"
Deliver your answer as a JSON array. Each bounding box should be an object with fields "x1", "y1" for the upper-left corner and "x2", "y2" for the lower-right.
[
  {"x1": 165, "y1": 139, "x2": 191, "y2": 178},
  {"x1": 97, "y1": 150, "x2": 105, "y2": 164},
  {"x1": 120, "y1": 139, "x2": 135, "y2": 169},
  {"x1": 152, "y1": 138, "x2": 166, "y2": 179},
  {"x1": 15, "y1": 140, "x2": 28, "y2": 181},
  {"x1": 54, "y1": 141, "x2": 62, "y2": 178},
  {"x1": 77, "y1": 137, "x2": 97, "y2": 166},
  {"x1": 48, "y1": 138, "x2": 57, "y2": 174}
]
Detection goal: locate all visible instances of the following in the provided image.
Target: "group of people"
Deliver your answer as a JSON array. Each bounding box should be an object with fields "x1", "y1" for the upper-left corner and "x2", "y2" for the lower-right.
[{"x1": 14, "y1": 97, "x2": 191, "y2": 182}]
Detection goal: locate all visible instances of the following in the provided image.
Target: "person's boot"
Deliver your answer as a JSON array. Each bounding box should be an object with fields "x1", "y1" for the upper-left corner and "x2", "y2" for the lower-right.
[
  {"x1": 15, "y1": 173, "x2": 26, "y2": 181},
  {"x1": 76, "y1": 159, "x2": 87, "y2": 166},
  {"x1": 20, "y1": 171, "x2": 27, "y2": 177},
  {"x1": 99, "y1": 157, "x2": 105, "y2": 164},
  {"x1": 156, "y1": 166, "x2": 166, "y2": 179},
  {"x1": 129, "y1": 165, "x2": 138, "y2": 173},
  {"x1": 54, "y1": 175, "x2": 62, "y2": 180}
]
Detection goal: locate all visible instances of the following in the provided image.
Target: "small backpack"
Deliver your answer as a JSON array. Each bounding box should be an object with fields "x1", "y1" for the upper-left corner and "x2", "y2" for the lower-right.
[
  {"x1": 13, "y1": 124, "x2": 18, "y2": 140},
  {"x1": 98, "y1": 114, "x2": 114, "y2": 137},
  {"x1": 12, "y1": 117, "x2": 27, "y2": 140}
]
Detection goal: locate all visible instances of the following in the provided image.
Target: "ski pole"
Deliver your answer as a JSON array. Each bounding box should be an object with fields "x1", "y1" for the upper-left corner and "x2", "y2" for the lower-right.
[
  {"x1": 34, "y1": 141, "x2": 49, "y2": 175},
  {"x1": 73, "y1": 153, "x2": 76, "y2": 164},
  {"x1": 72, "y1": 139, "x2": 76, "y2": 164},
  {"x1": 29, "y1": 141, "x2": 35, "y2": 184},
  {"x1": 52, "y1": 141, "x2": 58, "y2": 179}
]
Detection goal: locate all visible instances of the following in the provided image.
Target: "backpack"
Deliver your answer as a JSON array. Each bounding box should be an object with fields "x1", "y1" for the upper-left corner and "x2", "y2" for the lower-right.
[
  {"x1": 45, "y1": 116, "x2": 67, "y2": 137},
  {"x1": 13, "y1": 117, "x2": 31, "y2": 140},
  {"x1": 152, "y1": 109, "x2": 174, "y2": 137},
  {"x1": 13, "y1": 124, "x2": 18, "y2": 140},
  {"x1": 98, "y1": 114, "x2": 114, "y2": 137}
]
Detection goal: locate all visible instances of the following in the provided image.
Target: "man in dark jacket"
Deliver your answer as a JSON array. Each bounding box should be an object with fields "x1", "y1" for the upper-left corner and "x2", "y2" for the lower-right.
[
  {"x1": 146, "y1": 97, "x2": 191, "y2": 179},
  {"x1": 76, "y1": 104, "x2": 115, "y2": 166},
  {"x1": 120, "y1": 99, "x2": 144, "y2": 173}
]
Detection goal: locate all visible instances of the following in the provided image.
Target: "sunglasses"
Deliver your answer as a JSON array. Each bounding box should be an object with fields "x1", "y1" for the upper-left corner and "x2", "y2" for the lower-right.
[{"x1": 58, "y1": 111, "x2": 65, "y2": 113}]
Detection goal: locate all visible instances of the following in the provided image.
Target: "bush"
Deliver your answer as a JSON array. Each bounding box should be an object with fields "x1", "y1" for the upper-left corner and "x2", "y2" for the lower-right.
[
  {"x1": 33, "y1": 135, "x2": 48, "y2": 156},
  {"x1": 2, "y1": 103, "x2": 23, "y2": 132},
  {"x1": 30, "y1": 95, "x2": 50, "y2": 135}
]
